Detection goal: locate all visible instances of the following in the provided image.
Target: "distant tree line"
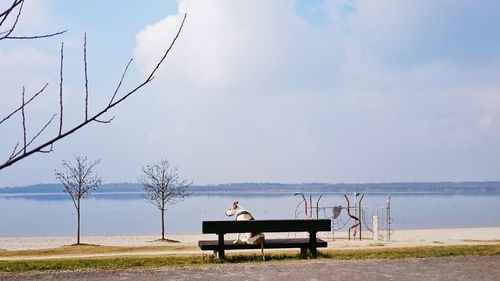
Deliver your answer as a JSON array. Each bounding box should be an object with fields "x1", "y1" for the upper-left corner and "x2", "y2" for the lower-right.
[{"x1": 2, "y1": 181, "x2": 500, "y2": 194}]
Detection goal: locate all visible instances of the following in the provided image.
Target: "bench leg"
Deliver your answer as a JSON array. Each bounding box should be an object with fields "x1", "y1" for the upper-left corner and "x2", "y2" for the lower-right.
[
  {"x1": 218, "y1": 233, "x2": 225, "y2": 260},
  {"x1": 300, "y1": 247, "x2": 307, "y2": 257},
  {"x1": 309, "y1": 231, "x2": 317, "y2": 258},
  {"x1": 310, "y1": 247, "x2": 317, "y2": 257}
]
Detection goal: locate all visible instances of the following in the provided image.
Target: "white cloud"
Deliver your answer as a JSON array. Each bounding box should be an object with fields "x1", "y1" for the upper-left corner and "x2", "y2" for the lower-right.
[
  {"x1": 130, "y1": 0, "x2": 500, "y2": 184},
  {"x1": 134, "y1": 0, "x2": 345, "y2": 93}
]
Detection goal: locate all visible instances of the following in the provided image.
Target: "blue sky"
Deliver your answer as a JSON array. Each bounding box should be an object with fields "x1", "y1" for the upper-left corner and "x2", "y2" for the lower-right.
[{"x1": 1, "y1": 0, "x2": 500, "y2": 187}]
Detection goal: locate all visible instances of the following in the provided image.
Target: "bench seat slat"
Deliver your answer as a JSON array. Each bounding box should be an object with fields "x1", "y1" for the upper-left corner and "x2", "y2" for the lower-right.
[{"x1": 198, "y1": 238, "x2": 328, "y2": 250}]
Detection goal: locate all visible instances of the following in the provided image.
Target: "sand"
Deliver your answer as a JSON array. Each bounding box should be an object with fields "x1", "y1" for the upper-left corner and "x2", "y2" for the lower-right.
[{"x1": 0, "y1": 227, "x2": 499, "y2": 252}]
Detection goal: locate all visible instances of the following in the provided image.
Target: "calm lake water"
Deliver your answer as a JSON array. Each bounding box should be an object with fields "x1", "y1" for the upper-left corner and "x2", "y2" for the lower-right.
[{"x1": 0, "y1": 192, "x2": 499, "y2": 237}]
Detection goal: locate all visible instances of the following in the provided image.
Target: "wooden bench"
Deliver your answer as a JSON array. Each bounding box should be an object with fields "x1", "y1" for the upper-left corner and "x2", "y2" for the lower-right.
[{"x1": 198, "y1": 219, "x2": 331, "y2": 259}]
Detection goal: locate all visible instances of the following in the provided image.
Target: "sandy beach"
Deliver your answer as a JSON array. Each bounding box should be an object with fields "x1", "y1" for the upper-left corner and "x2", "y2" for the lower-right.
[
  {"x1": 1, "y1": 228, "x2": 499, "y2": 280},
  {"x1": 1, "y1": 227, "x2": 499, "y2": 253}
]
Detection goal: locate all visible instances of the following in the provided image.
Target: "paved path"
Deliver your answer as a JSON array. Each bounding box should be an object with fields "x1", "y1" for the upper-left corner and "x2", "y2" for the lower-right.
[{"x1": 1, "y1": 255, "x2": 499, "y2": 281}]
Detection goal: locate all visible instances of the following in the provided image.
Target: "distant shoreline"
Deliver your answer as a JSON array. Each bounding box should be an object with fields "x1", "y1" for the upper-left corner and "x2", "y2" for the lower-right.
[{"x1": 1, "y1": 181, "x2": 500, "y2": 194}]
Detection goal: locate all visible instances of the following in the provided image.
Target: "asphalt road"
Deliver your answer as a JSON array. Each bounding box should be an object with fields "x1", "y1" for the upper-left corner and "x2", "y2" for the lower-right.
[{"x1": 1, "y1": 255, "x2": 499, "y2": 281}]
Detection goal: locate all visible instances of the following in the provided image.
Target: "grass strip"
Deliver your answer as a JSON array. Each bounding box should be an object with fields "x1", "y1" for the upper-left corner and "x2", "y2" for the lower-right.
[
  {"x1": 323, "y1": 244, "x2": 500, "y2": 259},
  {"x1": 0, "y1": 244, "x2": 499, "y2": 273},
  {"x1": 0, "y1": 256, "x2": 206, "y2": 273},
  {"x1": 223, "y1": 244, "x2": 500, "y2": 262},
  {"x1": 0, "y1": 244, "x2": 197, "y2": 258}
]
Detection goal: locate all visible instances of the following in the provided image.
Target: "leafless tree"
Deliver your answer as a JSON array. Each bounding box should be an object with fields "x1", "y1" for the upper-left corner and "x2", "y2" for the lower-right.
[
  {"x1": 55, "y1": 155, "x2": 101, "y2": 245},
  {"x1": 0, "y1": 0, "x2": 187, "y2": 171},
  {"x1": 139, "y1": 159, "x2": 190, "y2": 241}
]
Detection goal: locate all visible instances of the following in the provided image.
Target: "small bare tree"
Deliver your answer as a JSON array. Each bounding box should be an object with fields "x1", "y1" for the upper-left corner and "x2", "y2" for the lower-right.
[
  {"x1": 139, "y1": 159, "x2": 190, "y2": 241},
  {"x1": 55, "y1": 155, "x2": 101, "y2": 245}
]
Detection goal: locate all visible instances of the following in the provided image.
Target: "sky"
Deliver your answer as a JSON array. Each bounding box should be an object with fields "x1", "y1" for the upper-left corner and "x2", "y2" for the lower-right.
[{"x1": 1, "y1": 0, "x2": 500, "y2": 187}]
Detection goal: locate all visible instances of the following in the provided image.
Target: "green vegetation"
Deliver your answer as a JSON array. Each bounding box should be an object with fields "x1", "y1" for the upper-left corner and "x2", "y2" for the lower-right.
[{"x1": 0, "y1": 244, "x2": 499, "y2": 273}]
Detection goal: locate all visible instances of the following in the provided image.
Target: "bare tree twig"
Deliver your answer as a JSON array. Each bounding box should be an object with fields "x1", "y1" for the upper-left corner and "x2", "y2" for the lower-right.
[
  {"x1": 26, "y1": 113, "x2": 57, "y2": 148},
  {"x1": 84, "y1": 33, "x2": 89, "y2": 121},
  {"x1": 39, "y1": 144, "x2": 53, "y2": 153},
  {"x1": 21, "y1": 86, "x2": 26, "y2": 154},
  {"x1": 59, "y1": 42, "x2": 64, "y2": 136},
  {"x1": 8, "y1": 142, "x2": 19, "y2": 161},
  {"x1": 94, "y1": 116, "x2": 115, "y2": 124},
  {"x1": 109, "y1": 58, "x2": 133, "y2": 106},
  {"x1": 3, "y1": 30, "x2": 67, "y2": 40},
  {"x1": 0, "y1": 83, "x2": 49, "y2": 126}
]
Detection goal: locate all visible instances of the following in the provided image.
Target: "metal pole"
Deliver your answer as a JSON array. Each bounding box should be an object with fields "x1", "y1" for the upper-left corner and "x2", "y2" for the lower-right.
[
  {"x1": 331, "y1": 210, "x2": 335, "y2": 240},
  {"x1": 316, "y1": 195, "x2": 322, "y2": 219},
  {"x1": 386, "y1": 195, "x2": 391, "y2": 242},
  {"x1": 373, "y1": 214, "x2": 379, "y2": 241},
  {"x1": 309, "y1": 195, "x2": 313, "y2": 219},
  {"x1": 358, "y1": 194, "x2": 364, "y2": 240},
  {"x1": 294, "y1": 193, "x2": 308, "y2": 219},
  {"x1": 354, "y1": 193, "x2": 359, "y2": 239}
]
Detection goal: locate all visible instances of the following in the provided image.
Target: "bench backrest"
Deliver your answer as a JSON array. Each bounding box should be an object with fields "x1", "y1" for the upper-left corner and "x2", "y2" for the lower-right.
[{"x1": 202, "y1": 219, "x2": 331, "y2": 234}]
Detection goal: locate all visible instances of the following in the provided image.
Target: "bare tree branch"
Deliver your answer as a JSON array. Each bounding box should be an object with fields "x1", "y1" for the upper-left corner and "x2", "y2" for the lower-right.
[
  {"x1": 0, "y1": 0, "x2": 66, "y2": 41},
  {"x1": 0, "y1": 13, "x2": 188, "y2": 171},
  {"x1": 0, "y1": 0, "x2": 23, "y2": 40},
  {"x1": 108, "y1": 13, "x2": 187, "y2": 110},
  {"x1": 9, "y1": 113, "x2": 57, "y2": 162},
  {"x1": 145, "y1": 13, "x2": 187, "y2": 83},
  {"x1": 0, "y1": 1, "x2": 22, "y2": 26}
]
